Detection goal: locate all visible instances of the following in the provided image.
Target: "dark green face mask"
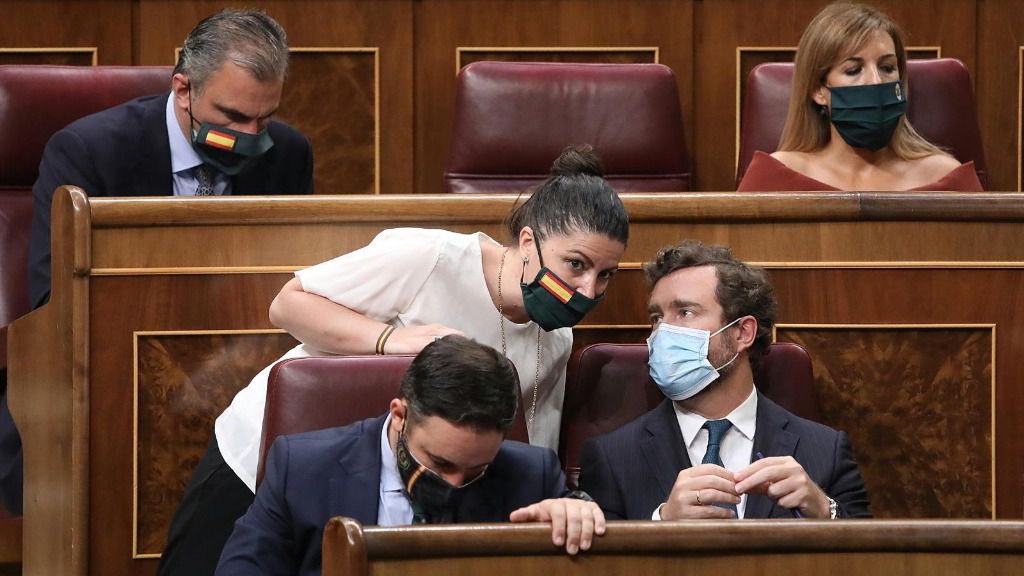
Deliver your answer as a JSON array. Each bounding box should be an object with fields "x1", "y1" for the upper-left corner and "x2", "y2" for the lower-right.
[
  {"x1": 827, "y1": 80, "x2": 907, "y2": 151},
  {"x1": 520, "y1": 237, "x2": 603, "y2": 331},
  {"x1": 187, "y1": 84, "x2": 275, "y2": 176},
  {"x1": 191, "y1": 121, "x2": 274, "y2": 176}
]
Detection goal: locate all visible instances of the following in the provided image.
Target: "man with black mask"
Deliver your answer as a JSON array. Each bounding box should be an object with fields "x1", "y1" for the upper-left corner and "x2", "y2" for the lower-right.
[
  {"x1": 28, "y1": 8, "x2": 312, "y2": 311},
  {"x1": 216, "y1": 335, "x2": 605, "y2": 576}
]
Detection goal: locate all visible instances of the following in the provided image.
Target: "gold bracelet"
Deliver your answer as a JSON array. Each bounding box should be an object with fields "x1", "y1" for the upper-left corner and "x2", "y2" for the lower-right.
[{"x1": 375, "y1": 325, "x2": 396, "y2": 355}]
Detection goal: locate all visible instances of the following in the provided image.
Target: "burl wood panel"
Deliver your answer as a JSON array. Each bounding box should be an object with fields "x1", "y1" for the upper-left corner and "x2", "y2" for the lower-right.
[
  {"x1": 135, "y1": 331, "x2": 298, "y2": 555},
  {"x1": 776, "y1": 327, "x2": 992, "y2": 519},
  {"x1": 277, "y1": 51, "x2": 378, "y2": 195},
  {"x1": 88, "y1": 273, "x2": 296, "y2": 573}
]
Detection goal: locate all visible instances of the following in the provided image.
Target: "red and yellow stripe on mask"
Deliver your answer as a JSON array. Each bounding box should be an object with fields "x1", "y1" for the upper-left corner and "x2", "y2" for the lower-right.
[
  {"x1": 539, "y1": 271, "x2": 573, "y2": 304},
  {"x1": 203, "y1": 129, "x2": 237, "y2": 151}
]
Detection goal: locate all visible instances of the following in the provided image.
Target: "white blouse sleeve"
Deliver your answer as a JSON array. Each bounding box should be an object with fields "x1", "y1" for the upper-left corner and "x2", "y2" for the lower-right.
[{"x1": 294, "y1": 228, "x2": 442, "y2": 321}]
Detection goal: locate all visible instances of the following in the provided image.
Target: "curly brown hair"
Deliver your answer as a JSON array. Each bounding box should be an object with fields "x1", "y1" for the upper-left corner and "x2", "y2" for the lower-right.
[{"x1": 644, "y1": 240, "x2": 777, "y2": 365}]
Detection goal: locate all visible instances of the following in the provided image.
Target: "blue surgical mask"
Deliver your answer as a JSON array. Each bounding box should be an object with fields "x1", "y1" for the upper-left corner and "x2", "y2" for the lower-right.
[{"x1": 647, "y1": 318, "x2": 742, "y2": 401}]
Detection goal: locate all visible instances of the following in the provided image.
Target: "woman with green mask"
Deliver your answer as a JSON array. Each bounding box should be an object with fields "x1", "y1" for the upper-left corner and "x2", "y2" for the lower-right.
[
  {"x1": 737, "y1": 2, "x2": 983, "y2": 192},
  {"x1": 212, "y1": 144, "x2": 627, "y2": 495}
]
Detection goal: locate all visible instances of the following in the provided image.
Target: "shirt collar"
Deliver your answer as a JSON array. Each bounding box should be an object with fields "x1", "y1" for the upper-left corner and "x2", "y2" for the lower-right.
[
  {"x1": 379, "y1": 413, "x2": 405, "y2": 493},
  {"x1": 165, "y1": 92, "x2": 203, "y2": 174},
  {"x1": 674, "y1": 386, "x2": 759, "y2": 450}
]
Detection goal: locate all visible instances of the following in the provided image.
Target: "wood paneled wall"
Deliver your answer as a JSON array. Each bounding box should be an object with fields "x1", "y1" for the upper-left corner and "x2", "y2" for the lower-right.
[{"x1": 2, "y1": 0, "x2": 1021, "y2": 192}]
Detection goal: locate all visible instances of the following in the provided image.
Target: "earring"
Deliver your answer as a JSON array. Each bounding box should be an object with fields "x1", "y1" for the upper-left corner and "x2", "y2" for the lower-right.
[{"x1": 819, "y1": 105, "x2": 828, "y2": 116}]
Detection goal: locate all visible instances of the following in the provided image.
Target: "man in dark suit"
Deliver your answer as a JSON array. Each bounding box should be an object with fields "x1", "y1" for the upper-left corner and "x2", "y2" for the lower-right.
[
  {"x1": 578, "y1": 240, "x2": 870, "y2": 521},
  {"x1": 7, "y1": 7, "x2": 313, "y2": 568},
  {"x1": 28, "y1": 8, "x2": 312, "y2": 310},
  {"x1": 216, "y1": 335, "x2": 605, "y2": 576}
]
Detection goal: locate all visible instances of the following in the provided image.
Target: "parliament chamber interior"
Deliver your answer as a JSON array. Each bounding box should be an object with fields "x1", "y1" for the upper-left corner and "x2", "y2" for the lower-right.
[{"x1": 1, "y1": 0, "x2": 1024, "y2": 575}]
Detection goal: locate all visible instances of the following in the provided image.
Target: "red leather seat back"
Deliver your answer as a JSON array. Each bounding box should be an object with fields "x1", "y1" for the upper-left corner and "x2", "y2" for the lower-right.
[
  {"x1": 737, "y1": 58, "x2": 987, "y2": 188},
  {"x1": 559, "y1": 341, "x2": 820, "y2": 487},
  {"x1": 0, "y1": 65, "x2": 172, "y2": 352},
  {"x1": 257, "y1": 355, "x2": 530, "y2": 487},
  {"x1": 445, "y1": 61, "x2": 690, "y2": 193},
  {"x1": 0, "y1": 192, "x2": 32, "y2": 369},
  {"x1": 0, "y1": 65, "x2": 173, "y2": 189}
]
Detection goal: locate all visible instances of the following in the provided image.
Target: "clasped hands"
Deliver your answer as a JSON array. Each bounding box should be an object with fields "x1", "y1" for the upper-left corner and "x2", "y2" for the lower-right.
[{"x1": 660, "y1": 457, "x2": 830, "y2": 520}]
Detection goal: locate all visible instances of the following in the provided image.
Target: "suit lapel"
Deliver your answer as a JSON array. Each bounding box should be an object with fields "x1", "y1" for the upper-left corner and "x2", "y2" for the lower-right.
[
  {"x1": 641, "y1": 400, "x2": 692, "y2": 501},
  {"x1": 746, "y1": 394, "x2": 799, "y2": 519},
  {"x1": 328, "y1": 416, "x2": 386, "y2": 525},
  {"x1": 123, "y1": 94, "x2": 174, "y2": 197}
]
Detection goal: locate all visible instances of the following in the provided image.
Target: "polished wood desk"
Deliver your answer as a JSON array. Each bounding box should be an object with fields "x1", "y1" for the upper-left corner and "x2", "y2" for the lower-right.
[
  {"x1": 324, "y1": 519, "x2": 1024, "y2": 576},
  {"x1": 9, "y1": 188, "x2": 1024, "y2": 575}
]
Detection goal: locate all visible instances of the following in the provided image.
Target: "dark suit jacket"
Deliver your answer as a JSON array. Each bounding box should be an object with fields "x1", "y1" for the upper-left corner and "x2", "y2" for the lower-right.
[
  {"x1": 215, "y1": 415, "x2": 568, "y2": 576},
  {"x1": 578, "y1": 394, "x2": 871, "y2": 520},
  {"x1": 28, "y1": 92, "x2": 314, "y2": 308}
]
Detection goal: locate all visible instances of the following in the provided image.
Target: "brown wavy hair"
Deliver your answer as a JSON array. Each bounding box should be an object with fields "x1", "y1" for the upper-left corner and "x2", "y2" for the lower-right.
[
  {"x1": 644, "y1": 240, "x2": 776, "y2": 366},
  {"x1": 778, "y1": 2, "x2": 948, "y2": 160}
]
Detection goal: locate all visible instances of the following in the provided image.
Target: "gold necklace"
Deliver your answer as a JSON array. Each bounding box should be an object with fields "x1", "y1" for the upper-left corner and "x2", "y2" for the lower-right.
[{"x1": 497, "y1": 248, "x2": 541, "y2": 435}]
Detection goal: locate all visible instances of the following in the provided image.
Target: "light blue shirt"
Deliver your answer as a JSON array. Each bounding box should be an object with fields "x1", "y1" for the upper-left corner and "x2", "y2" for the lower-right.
[
  {"x1": 377, "y1": 414, "x2": 414, "y2": 526},
  {"x1": 165, "y1": 93, "x2": 230, "y2": 196}
]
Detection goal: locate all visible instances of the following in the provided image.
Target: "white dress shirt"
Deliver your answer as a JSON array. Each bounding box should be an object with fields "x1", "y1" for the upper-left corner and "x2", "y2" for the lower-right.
[
  {"x1": 377, "y1": 414, "x2": 414, "y2": 526},
  {"x1": 654, "y1": 387, "x2": 758, "y2": 519}
]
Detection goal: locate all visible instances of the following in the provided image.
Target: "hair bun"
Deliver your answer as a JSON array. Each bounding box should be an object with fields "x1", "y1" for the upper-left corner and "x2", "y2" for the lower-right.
[{"x1": 550, "y1": 144, "x2": 604, "y2": 177}]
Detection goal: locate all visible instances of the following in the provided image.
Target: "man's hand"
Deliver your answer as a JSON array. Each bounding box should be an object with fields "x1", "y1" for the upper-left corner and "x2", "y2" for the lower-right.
[
  {"x1": 660, "y1": 464, "x2": 740, "y2": 520},
  {"x1": 734, "y1": 456, "x2": 830, "y2": 518},
  {"x1": 509, "y1": 498, "x2": 606, "y2": 554}
]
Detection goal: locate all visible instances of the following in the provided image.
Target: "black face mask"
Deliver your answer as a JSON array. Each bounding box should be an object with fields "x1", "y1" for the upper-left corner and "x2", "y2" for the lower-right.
[
  {"x1": 520, "y1": 237, "x2": 603, "y2": 331},
  {"x1": 187, "y1": 85, "x2": 274, "y2": 176},
  {"x1": 395, "y1": 425, "x2": 486, "y2": 524},
  {"x1": 827, "y1": 80, "x2": 907, "y2": 151}
]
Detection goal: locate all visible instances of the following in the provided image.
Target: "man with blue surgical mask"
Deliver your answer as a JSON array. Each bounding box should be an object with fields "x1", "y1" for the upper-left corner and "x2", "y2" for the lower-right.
[{"x1": 578, "y1": 240, "x2": 870, "y2": 521}]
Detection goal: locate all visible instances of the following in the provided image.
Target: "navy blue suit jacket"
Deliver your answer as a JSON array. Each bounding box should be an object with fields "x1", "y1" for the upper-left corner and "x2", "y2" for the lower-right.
[
  {"x1": 578, "y1": 393, "x2": 871, "y2": 520},
  {"x1": 215, "y1": 415, "x2": 569, "y2": 576},
  {"x1": 28, "y1": 92, "x2": 314, "y2": 308}
]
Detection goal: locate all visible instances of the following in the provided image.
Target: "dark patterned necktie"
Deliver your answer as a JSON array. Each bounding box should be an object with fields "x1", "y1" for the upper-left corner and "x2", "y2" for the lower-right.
[
  {"x1": 702, "y1": 419, "x2": 739, "y2": 515},
  {"x1": 194, "y1": 164, "x2": 215, "y2": 196}
]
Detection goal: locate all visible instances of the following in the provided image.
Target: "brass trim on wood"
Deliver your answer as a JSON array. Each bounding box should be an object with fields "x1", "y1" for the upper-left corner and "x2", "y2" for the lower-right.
[
  {"x1": 132, "y1": 328, "x2": 288, "y2": 559},
  {"x1": 90, "y1": 266, "x2": 300, "y2": 276},
  {"x1": 774, "y1": 322, "x2": 997, "y2": 518},
  {"x1": 1018, "y1": 46, "x2": 1023, "y2": 192},
  {"x1": 81, "y1": 191, "x2": 1024, "y2": 226}
]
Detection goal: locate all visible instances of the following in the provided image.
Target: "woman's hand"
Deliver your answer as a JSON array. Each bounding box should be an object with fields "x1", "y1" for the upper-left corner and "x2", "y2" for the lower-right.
[{"x1": 382, "y1": 324, "x2": 465, "y2": 354}]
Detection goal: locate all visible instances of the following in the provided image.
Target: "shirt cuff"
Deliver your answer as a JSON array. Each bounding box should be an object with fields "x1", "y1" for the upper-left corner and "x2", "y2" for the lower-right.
[{"x1": 652, "y1": 502, "x2": 665, "y2": 521}]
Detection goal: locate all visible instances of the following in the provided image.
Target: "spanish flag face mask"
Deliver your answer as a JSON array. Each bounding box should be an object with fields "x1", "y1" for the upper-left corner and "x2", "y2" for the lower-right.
[
  {"x1": 187, "y1": 85, "x2": 275, "y2": 176},
  {"x1": 520, "y1": 236, "x2": 603, "y2": 331}
]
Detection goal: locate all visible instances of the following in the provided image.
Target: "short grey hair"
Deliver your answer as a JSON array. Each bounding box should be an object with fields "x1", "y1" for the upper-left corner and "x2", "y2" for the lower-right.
[{"x1": 173, "y1": 9, "x2": 289, "y2": 92}]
